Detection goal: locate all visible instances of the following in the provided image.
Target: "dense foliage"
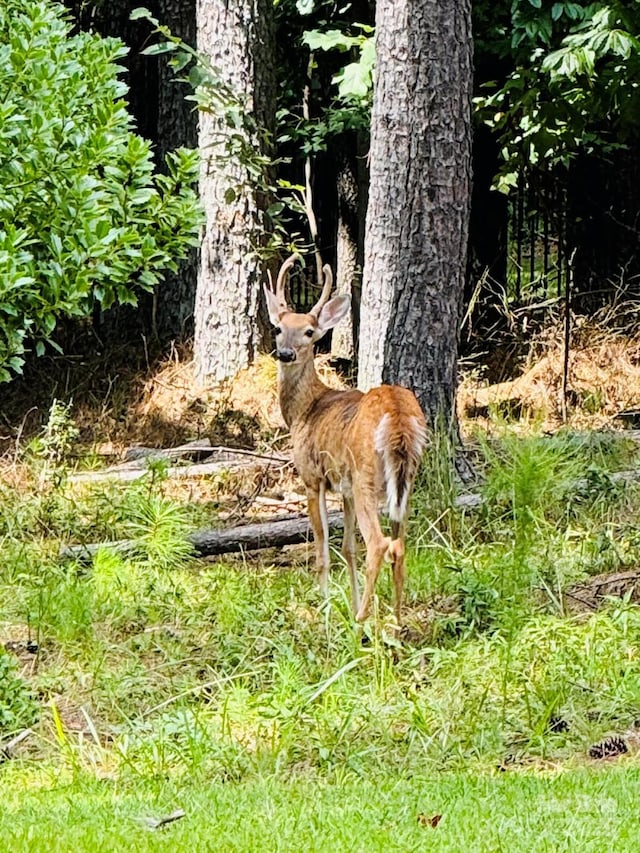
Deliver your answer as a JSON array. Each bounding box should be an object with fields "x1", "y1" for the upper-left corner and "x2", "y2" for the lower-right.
[
  {"x1": 280, "y1": 1, "x2": 640, "y2": 191},
  {"x1": 0, "y1": 650, "x2": 38, "y2": 734},
  {"x1": 0, "y1": 0, "x2": 201, "y2": 382},
  {"x1": 475, "y1": 1, "x2": 640, "y2": 190},
  {"x1": 274, "y1": 0, "x2": 374, "y2": 155},
  {"x1": 272, "y1": 2, "x2": 637, "y2": 167}
]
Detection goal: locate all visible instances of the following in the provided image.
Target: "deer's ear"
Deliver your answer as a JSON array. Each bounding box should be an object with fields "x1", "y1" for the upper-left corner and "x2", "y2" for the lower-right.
[
  {"x1": 263, "y1": 283, "x2": 284, "y2": 326},
  {"x1": 316, "y1": 294, "x2": 351, "y2": 335}
]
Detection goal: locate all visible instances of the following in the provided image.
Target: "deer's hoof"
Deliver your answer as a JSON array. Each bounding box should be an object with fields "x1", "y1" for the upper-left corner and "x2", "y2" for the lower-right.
[{"x1": 355, "y1": 607, "x2": 369, "y2": 623}]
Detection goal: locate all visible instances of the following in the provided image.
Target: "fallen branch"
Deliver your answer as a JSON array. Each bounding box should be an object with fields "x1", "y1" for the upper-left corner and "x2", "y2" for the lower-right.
[
  {"x1": 0, "y1": 729, "x2": 34, "y2": 762},
  {"x1": 60, "y1": 510, "x2": 344, "y2": 562},
  {"x1": 68, "y1": 454, "x2": 290, "y2": 484},
  {"x1": 123, "y1": 442, "x2": 290, "y2": 466},
  {"x1": 124, "y1": 438, "x2": 213, "y2": 463}
]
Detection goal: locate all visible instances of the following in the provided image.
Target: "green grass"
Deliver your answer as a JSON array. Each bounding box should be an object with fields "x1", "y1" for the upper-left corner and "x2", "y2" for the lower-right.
[
  {"x1": 2, "y1": 417, "x2": 640, "y2": 848},
  {"x1": 2, "y1": 765, "x2": 640, "y2": 851}
]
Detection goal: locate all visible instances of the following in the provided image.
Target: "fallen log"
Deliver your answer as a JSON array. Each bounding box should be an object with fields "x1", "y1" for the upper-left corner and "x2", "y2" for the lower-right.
[
  {"x1": 59, "y1": 467, "x2": 640, "y2": 562},
  {"x1": 124, "y1": 438, "x2": 214, "y2": 463},
  {"x1": 68, "y1": 454, "x2": 290, "y2": 485},
  {"x1": 60, "y1": 510, "x2": 344, "y2": 562},
  {"x1": 189, "y1": 510, "x2": 344, "y2": 556}
]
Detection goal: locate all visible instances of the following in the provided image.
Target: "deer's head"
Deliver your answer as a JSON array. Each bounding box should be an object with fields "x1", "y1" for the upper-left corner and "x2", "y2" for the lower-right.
[{"x1": 263, "y1": 255, "x2": 350, "y2": 365}]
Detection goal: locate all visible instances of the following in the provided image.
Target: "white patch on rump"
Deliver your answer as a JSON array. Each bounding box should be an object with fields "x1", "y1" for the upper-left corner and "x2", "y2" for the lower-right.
[{"x1": 375, "y1": 413, "x2": 426, "y2": 522}]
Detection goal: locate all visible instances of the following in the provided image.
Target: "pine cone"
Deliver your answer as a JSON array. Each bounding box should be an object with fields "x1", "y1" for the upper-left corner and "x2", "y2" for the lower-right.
[
  {"x1": 588, "y1": 736, "x2": 628, "y2": 759},
  {"x1": 548, "y1": 716, "x2": 569, "y2": 733}
]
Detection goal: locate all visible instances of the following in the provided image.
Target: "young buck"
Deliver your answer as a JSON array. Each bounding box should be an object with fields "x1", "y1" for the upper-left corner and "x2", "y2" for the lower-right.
[{"x1": 264, "y1": 255, "x2": 427, "y2": 623}]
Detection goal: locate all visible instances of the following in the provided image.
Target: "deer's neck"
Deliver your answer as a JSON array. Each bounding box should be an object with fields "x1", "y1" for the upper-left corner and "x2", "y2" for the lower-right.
[{"x1": 278, "y1": 358, "x2": 328, "y2": 428}]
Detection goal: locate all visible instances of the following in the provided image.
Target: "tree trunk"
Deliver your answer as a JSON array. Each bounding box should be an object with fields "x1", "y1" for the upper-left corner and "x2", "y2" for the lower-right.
[
  {"x1": 193, "y1": 0, "x2": 275, "y2": 385},
  {"x1": 331, "y1": 134, "x2": 364, "y2": 363},
  {"x1": 154, "y1": 0, "x2": 199, "y2": 342},
  {"x1": 357, "y1": 0, "x2": 473, "y2": 425}
]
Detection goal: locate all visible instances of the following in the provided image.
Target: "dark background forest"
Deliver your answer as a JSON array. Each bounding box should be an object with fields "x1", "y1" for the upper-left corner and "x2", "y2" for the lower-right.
[{"x1": 61, "y1": 0, "x2": 640, "y2": 347}]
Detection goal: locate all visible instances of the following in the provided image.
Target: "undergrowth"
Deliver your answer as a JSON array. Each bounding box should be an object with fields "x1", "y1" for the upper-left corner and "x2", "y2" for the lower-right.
[{"x1": 1, "y1": 407, "x2": 640, "y2": 793}]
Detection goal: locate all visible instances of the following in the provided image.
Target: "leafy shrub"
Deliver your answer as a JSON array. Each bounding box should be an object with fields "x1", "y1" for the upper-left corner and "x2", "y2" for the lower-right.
[
  {"x1": 0, "y1": 650, "x2": 39, "y2": 734},
  {"x1": 0, "y1": 0, "x2": 201, "y2": 381}
]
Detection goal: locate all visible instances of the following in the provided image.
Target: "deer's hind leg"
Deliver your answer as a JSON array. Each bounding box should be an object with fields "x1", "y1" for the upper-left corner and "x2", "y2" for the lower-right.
[
  {"x1": 389, "y1": 520, "x2": 406, "y2": 625},
  {"x1": 353, "y1": 484, "x2": 391, "y2": 623}
]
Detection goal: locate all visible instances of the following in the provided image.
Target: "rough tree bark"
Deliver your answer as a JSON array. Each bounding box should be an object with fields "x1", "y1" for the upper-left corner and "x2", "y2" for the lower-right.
[
  {"x1": 194, "y1": 0, "x2": 275, "y2": 385},
  {"x1": 357, "y1": 0, "x2": 473, "y2": 425},
  {"x1": 330, "y1": 132, "x2": 368, "y2": 363},
  {"x1": 154, "y1": 0, "x2": 199, "y2": 342}
]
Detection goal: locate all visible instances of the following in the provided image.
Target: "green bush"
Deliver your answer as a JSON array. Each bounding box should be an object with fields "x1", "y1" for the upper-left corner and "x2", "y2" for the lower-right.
[
  {"x1": 0, "y1": 0, "x2": 202, "y2": 381},
  {"x1": 0, "y1": 650, "x2": 39, "y2": 735}
]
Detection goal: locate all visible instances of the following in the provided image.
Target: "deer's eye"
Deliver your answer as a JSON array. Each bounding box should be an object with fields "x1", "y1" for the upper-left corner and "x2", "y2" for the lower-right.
[
  {"x1": 304, "y1": 329, "x2": 314, "y2": 338},
  {"x1": 274, "y1": 327, "x2": 281, "y2": 336}
]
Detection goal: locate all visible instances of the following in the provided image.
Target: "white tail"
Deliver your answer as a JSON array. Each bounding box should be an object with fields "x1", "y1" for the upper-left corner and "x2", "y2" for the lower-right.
[
  {"x1": 264, "y1": 255, "x2": 427, "y2": 624},
  {"x1": 375, "y1": 413, "x2": 426, "y2": 522}
]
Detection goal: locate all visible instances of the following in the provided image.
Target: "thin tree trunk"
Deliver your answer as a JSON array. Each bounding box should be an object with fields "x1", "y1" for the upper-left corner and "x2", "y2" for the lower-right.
[
  {"x1": 154, "y1": 0, "x2": 199, "y2": 342},
  {"x1": 358, "y1": 0, "x2": 473, "y2": 426},
  {"x1": 331, "y1": 136, "x2": 362, "y2": 362},
  {"x1": 193, "y1": 0, "x2": 275, "y2": 384}
]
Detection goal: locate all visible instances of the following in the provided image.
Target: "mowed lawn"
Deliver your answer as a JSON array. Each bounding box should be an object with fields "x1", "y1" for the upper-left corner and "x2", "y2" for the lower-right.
[{"x1": 1, "y1": 764, "x2": 640, "y2": 851}]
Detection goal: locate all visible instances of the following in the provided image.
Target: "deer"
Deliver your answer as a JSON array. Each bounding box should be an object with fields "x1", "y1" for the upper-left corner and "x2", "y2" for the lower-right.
[{"x1": 264, "y1": 254, "x2": 427, "y2": 624}]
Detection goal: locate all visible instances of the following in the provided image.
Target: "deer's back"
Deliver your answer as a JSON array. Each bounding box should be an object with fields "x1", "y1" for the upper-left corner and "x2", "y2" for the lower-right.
[{"x1": 290, "y1": 385, "x2": 425, "y2": 491}]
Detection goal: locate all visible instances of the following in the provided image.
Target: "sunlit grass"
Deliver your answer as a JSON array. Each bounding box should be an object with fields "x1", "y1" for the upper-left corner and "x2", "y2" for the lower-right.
[
  {"x1": 2, "y1": 764, "x2": 640, "y2": 851},
  {"x1": 1, "y1": 416, "x2": 640, "y2": 848}
]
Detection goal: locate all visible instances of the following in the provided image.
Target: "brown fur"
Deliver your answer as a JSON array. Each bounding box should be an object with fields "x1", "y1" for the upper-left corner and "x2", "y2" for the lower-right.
[{"x1": 267, "y1": 303, "x2": 427, "y2": 624}]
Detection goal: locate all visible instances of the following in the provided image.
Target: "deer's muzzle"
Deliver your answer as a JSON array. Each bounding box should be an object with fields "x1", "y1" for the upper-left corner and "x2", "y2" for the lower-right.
[{"x1": 277, "y1": 348, "x2": 296, "y2": 363}]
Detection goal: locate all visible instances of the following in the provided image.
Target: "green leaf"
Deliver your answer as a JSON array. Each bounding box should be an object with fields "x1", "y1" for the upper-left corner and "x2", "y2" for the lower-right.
[
  {"x1": 188, "y1": 65, "x2": 208, "y2": 88},
  {"x1": 302, "y1": 29, "x2": 361, "y2": 52},
  {"x1": 142, "y1": 42, "x2": 176, "y2": 57},
  {"x1": 96, "y1": 220, "x2": 110, "y2": 240},
  {"x1": 335, "y1": 60, "x2": 372, "y2": 100},
  {"x1": 129, "y1": 7, "x2": 154, "y2": 22},
  {"x1": 8, "y1": 356, "x2": 23, "y2": 373},
  {"x1": 266, "y1": 202, "x2": 285, "y2": 218},
  {"x1": 360, "y1": 37, "x2": 375, "y2": 68},
  {"x1": 296, "y1": 0, "x2": 315, "y2": 14}
]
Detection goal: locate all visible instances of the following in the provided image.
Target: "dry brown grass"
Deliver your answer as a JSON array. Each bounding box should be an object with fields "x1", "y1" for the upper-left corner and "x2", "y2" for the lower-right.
[
  {"x1": 1, "y1": 310, "x2": 638, "y2": 468},
  {"x1": 459, "y1": 319, "x2": 640, "y2": 432}
]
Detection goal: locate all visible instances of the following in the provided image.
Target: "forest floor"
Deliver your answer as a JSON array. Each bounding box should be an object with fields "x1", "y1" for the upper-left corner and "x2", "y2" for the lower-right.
[{"x1": 1, "y1": 313, "x2": 640, "y2": 850}]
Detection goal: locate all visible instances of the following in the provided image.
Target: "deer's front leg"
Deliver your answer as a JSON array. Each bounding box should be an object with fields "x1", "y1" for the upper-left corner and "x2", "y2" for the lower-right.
[
  {"x1": 306, "y1": 481, "x2": 330, "y2": 597},
  {"x1": 342, "y1": 494, "x2": 360, "y2": 616}
]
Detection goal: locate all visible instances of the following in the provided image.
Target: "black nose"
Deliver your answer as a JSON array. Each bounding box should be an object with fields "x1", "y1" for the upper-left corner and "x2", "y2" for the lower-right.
[{"x1": 277, "y1": 348, "x2": 296, "y2": 363}]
